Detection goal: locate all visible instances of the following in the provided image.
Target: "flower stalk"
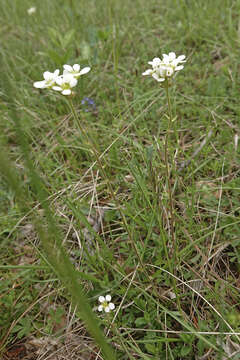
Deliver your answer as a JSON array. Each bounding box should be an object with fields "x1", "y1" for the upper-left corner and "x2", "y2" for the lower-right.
[
  {"x1": 164, "y1": 80, "x2": 176, "y2": 258},
  {"x1": 143, "y1": 52, "x2": 187, "y2": 313}
]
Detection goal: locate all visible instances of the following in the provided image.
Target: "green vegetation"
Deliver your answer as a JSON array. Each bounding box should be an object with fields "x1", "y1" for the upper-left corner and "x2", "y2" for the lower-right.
[{"x1": 0, "y1": 0, "x2": 240, "y2": 358}]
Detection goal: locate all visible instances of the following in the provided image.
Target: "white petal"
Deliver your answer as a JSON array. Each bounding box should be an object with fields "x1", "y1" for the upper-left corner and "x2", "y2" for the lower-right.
[
  {"x1": 152, "y1": 73, "x2": 164, "y2": 82},
  {"x1": 53, "y1": 69, "x2": 60, "y2": 77},
  {"x1": 98, "y1": 296, "x2": 105, "y2": 303},
  {"x1": 63, "y1": 69, "x2": 70, "y2": 76},
  {"x1": 162, "y1": 54, "x2": 170, "y2": 63},
  {"x1": 152, "y1": 73, "x2": 160, "y2": 81},
  {"x1": 105, "y1": 295, "x2": 111, "y2": 302},
  {"x1": 171, "y1": 59, "x2": 179, "y2": 67},
  {"x1": 79, "y1": 67, "x2": 91, "y2": 75},
  {"x1": 98, "y1": 305, "x2": 103, "y2": 312},
  {"x1": 52, "y1": 86, "x2": 62, "y2": 91},
  {"x1": 73, "y1": 64, "x2": 80, "y2": 71},
  {"x1": 62, "y1": 89, "x2": 72, "y2": 95},
  {"x1": 168, "y1": 52, "x2": 176, "y2": 60},
  {"x1": 69, "y1": 78, "x2": 78, "y2": 87},
  {"x1": 44, "y1": 71, "x2": 53, "y2": 80},
  {"x1": 63, "y1": 74, "x2": 75, "y2": 82},
  {"x1": 142, "y1": 69, "x2": 152, "y2": 76},
  {"x1": 63, "y1": 64, "x2": 73, "y2": 72},
  {"x1": 149, "y1": 58, "x2": 161, "y2": 67},
  {"x1": 104, "y1": 306, "x2": 110, "y2": 313},
  {"x1": 175, "y1": 65, "x2": 184, "y2": 71},
  {"x1": 177, "y1": 55, "x2": 186, "y2": 62},
  {"x1": 109, "y1": 303, "x2": 115, "y2": 310},
  {"x1": 33, "y1": 81, "x2": 46, "y2": 88},
  {"x1": 55, "y1": 77, "x2": 63, "y2": 85},
  {"x1": 28, "y1": 7, "x2": 36, "y2": 15}
]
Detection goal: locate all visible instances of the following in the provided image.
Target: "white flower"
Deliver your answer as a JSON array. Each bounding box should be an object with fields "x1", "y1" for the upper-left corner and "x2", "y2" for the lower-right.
[
  {"x1": 27, "y1": 7, "x2": 36, "y2": 15},
  {"x1": 33, "y1": 69, "x2": 60, "y2": 89},
  {"x1": 52, "y1": 74, "x2": 78, "y2": 95},
  {"x1": 148, "y1": 57, "x2": 162, "y2": 67},
  {"x1": 162, "y1": 52, "x2": 186, "y2": 71},
  {"x1": 142, "y1": 52, "x2": 186, "y2": 82},
  {"x1": 98, "y1": 295, "x2": 115, "y2": 313},
  {"x1": 63, "y1": 64, "x2": 91, "y2": 79}
]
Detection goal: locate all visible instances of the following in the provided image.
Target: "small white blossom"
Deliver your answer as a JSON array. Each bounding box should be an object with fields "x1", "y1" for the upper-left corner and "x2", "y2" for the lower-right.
[
  {"x1": 98, "y1": 295, "x2": 115, "y2": 313},
  {"x1": 27, "y1": 7, "x2": 36, "y2": 15},
  {"x1": 52, "y1": 74, "x2": 78, "y2": 96},
  {"x1": 148, "y1": 57, "x2": 162, "y2": 68},
  {"x1": 33, "y1": 69, "x2": 60, "y2": 89},
  {"x1": 162, "y1": 52, "x2": 186, "y2": 71},
  {"x1": 63, "y1": 64, "x2": 91, "y2": 79},
  {"x1": 143, "y1": 52, "x2": 186, "y2": 82}
]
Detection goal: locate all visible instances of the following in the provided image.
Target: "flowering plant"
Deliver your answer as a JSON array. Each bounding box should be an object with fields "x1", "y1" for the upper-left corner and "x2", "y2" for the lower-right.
[
  {"x1": 142, "y1": 52, "x2": 186, "y2": 83},
  {"x1": 143, "y1": 51, "x2": 187, "y2": 264}
]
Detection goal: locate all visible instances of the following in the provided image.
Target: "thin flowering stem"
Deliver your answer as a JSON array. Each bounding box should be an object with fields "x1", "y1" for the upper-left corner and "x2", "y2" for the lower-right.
[
  {"x1": 164, "y1": 80, "x2": 176, "y2": 257},
  {"x1": 163, "y1": 80, "x2": 183, "y2": 314},
  {"x1": 68, "y1": 98, "x2": 87, "y2": 137}
]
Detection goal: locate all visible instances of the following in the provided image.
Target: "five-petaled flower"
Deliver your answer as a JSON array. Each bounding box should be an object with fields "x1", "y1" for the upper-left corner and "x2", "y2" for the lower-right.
[
  {"x1": 142, "y1": 52, "x2": 186, "y2": 82},
  {"x1": 52, "y1": 74, "x2": 78, "y2": 96},
  {"x1": 98, "y1": 295, "x2": 115, "y2": 313},
  {"x1": 63, "y1": 64, "x2": 91, "y2": 79},
  {"x1": 33, "y1": 70, "x2": 60, "y2": 89}
]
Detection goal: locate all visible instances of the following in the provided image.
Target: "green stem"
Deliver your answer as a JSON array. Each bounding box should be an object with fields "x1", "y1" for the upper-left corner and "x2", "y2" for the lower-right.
[
  {"x1": 163, "y1": 80, "x2": 182, "y2": 313},
  {"x1": 164, "y1": 81, "x2": 176, "y2": 257},
  {"x1": 69, "y1": 99, "x2": 87, "y2": 137}
]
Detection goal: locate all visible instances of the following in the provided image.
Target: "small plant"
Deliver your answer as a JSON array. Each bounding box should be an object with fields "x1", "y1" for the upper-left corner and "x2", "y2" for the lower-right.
[{"x1": 142, "y1": 52, "x2": 187, "y2": 310}]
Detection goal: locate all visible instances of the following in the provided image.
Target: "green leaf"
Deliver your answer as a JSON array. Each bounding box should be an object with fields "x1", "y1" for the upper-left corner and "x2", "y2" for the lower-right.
[
  {"x1": 48, "y1": 27, "x2": 61, "y2": 47},
  {"x1": 181, "y1": 345, "x2": 192, "y2": 356},
  {"x1": 135, "y1": 317, "x2": 147, "y2": 326},
  {"x1": 145, "y1": 343, "x2": 156, "y2": 355},
  {"x1": 61, "y1": 29, "x2": 75, "y2": 49}
]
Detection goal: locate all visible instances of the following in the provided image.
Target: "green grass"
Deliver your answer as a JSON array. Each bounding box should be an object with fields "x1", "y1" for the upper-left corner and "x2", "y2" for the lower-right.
[{"x1": 1, "y1": 0, "x2": 240, "y2": 358}]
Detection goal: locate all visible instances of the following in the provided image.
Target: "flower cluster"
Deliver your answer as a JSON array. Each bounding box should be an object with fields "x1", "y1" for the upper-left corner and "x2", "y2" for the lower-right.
[
  {"x1": 142, "y1": 52, "x2": 186, "y2": 83},
  {"x1": 98, "y1": 295, "x2": 115, "y2": 313},
  {"x1": 33, "y1": 64, "x2": 91, "y2": 96}
]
